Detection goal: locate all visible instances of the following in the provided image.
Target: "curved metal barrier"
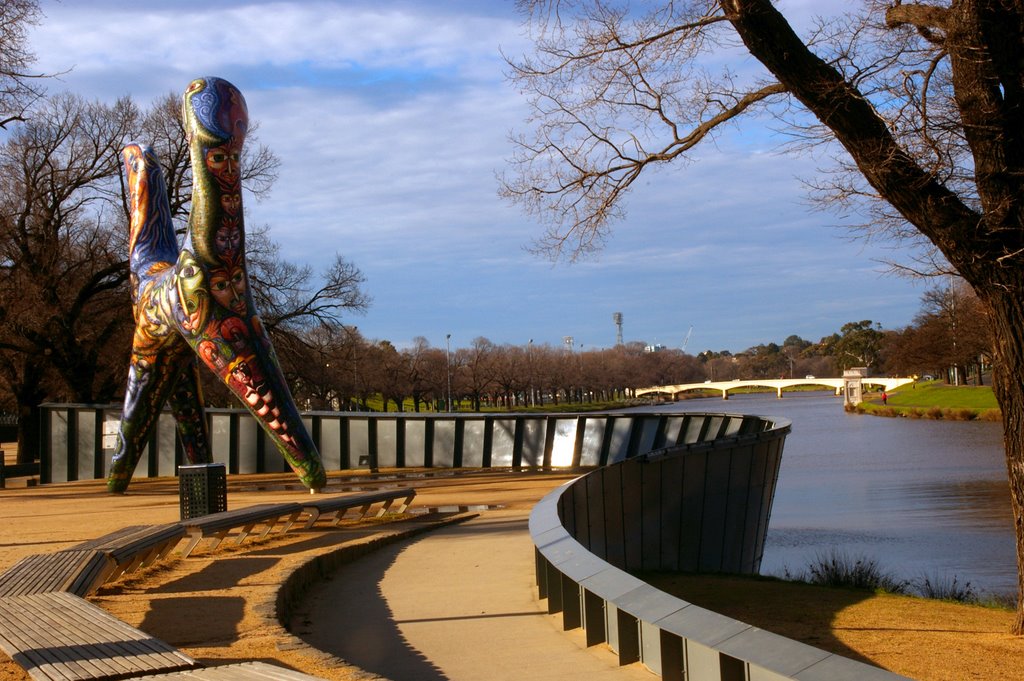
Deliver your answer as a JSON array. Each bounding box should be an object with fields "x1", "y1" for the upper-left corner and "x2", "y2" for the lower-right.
[
  {"x1": 41, "y1": 405, "x2": 770, "y2": 483},
  {"x1": 529, "y1": 414, "x2": 910, "y2": 681}
]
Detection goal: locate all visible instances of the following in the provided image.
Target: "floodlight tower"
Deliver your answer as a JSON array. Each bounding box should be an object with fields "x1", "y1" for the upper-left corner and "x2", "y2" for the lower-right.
[{"x1": 613, "y1": 312, "x2": 623, "y2": 346}]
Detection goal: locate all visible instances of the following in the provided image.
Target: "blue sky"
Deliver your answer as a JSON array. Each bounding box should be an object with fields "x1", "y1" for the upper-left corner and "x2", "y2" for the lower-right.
[{"x1": 27, "y1": 0, "x2": 927, "y2": 354}]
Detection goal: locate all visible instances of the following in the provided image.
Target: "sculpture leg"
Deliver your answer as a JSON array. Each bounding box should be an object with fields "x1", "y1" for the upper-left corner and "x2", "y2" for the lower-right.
[
  {"x1": 108, "y1": 344, "x2": 195, "y2": 492},
  {"x1": 189, "y1": 313, "x2": 326, "y2": 490},
  {"x1": 167, "y1": 357, "x2": 212, "y2": 465}
]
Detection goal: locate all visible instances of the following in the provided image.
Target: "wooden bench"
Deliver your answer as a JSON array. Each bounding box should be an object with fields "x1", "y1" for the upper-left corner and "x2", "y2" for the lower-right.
[
  {"x1": 179, "y1": 503, "x2": 303, "y2": 557},
  {"x1": 125, "y1": 660, "x2": 327, "y2": 679},
  {"x1": 0, "y1": 591, "x2": 197, "y2": 680},
  {"x1": 0, "y1": 551, "x2": 114, "y2": 598},
  {"x1": 300, "y1": 488, "x2": 417, "y2": 528},
  {"x1": 69, "y1": 524, "x2": 186, "y2": 583}
]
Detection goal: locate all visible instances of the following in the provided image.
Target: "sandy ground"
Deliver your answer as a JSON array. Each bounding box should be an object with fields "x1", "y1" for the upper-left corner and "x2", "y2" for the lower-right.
[
  {"x1": 0, "y1": 469, "x2": 578, "y2": 681},
  {"x1": 0, "y1": 468, "x2": 1019, "y2": 680}
]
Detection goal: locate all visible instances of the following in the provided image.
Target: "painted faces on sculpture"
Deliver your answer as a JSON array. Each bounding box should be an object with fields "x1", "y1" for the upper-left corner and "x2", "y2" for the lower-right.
[
  {"x1": 209, "y1": 262, "x2": 248, "y2": 316},
  {"x1": 176, "y1": 251, "x2": 209, "y2": 335},
  {"x1": 220, "y1": 192, "x2": 241, "y2": 216},
  {"x1": 215, "y1": 217, "x2": 242, "y2": 257},
  {"x1": 205, "y1": 141, "x2": 241, "y2": 191}
]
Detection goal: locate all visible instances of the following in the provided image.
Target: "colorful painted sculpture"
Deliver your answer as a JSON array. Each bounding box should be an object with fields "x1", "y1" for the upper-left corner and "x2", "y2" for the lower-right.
[{"x1": 108, "y1": 77, "x2": 327, "y2": 493}]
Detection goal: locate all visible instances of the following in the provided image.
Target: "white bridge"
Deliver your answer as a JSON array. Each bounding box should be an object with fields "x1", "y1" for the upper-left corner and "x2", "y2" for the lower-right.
[{"x1": 636, "y1": 376, "x2": 916, "y2": 400}]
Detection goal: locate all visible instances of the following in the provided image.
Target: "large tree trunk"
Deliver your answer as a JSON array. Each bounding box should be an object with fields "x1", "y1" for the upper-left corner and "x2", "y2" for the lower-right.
[
  {"x1": 986, "y1": 291, "x2": 1024, "y2": 633},
  {"x1": 724, "y1": 0, "x2": 1024, "y2": 630}
]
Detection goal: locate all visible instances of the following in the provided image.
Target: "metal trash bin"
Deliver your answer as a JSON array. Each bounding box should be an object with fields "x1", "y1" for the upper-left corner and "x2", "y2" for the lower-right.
[{"x1": 178, "y1": 463, "x2": 227, "y2": 519}]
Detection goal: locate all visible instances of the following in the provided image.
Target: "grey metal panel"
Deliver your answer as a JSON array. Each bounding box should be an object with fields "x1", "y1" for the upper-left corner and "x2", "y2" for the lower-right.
[
  {"x1": 538, "y1": 534, "x2": 584, "y2": 566},
  {"x1": 699, "y1": 447, "x2": 732, "y2": 571},
  {"x1": 722, "y1": 444, "x2": 755, "y2": 573},
  {"x1": 606, "y1": 602, "x2": 621, "y2": 655},
  {"x1": 723, "y1": 414, "x2": 744, "y2": 436},
  {"x1": 621, "y1": 460, "x2": 643, "y2": 570},
  {"x1": 640, "y1": 458, "x2": 663, "y2": 570},
  {"x1": 461, "y1": 418, "x2": 486, "y2": 467},
  {"x1": 656, "y1": 604, "x2": 750, "y2": 648},
  {"x1": 601, "y1": 466, "x2": 625, "y2": 566},
  {"x1": 716, "y1": 628, "x2": 831, "y2": 678},
  {"x1": 490, "y1": 418, "x2": 516, "y2": 466},
  {"x1": 349, "y1": 419, "x2": 370, "y2": 468},
  {"x1": 156, "y1": 412, "x2": 176, "y2": 476},
  {"x1": 681, "y1": 415, "x2": 707, "y2": 443},
  {"x1": 49, "y1": 409, "x2": 68, "y2": 483},
  {"x1": 100, "y1": 410, "x2": 121, "y2": 481},
  {"x1": 530, "y1": 486, "x2": 569, "y2": 535},
  {"x1": 549, "y1": 418, "x2": 578, "y2": 467},
  {"x1": 585, "y1": 471, "x2": 607, "y2": 557},
  {"x1": 579, "y1": 418, "x2": 607, "y2": 466},
  {"x1": 749, "y1": 667, "x2": 798, "y2": 681},
  {"x1": 376, "y1": 419, "x2": 398, "y2": 468},
  {"x1": 795, "y1": 654, "x2": 914, "y2": 680},
  {"x1": 75, "y1": 409, "x2": 96, "y2": 481},
  {"x1": 318, "y1": 418, "x2": 342, "y2": 470},
  {"x1": 571, "y1": 476, "x2": 590, "y2": 547},
  {"x1": 578, "y1": 565, "x2": 648, "y2": 602},
  {"x1": 209, "y1": 413, "x2": 231, "y2": 467},
  {"x1": 703, "y1": 415, "x2": 724, "y2": 441},
  {"x1": 679, "y1": 451, "x2": 707, "y2": 571},
  {"x1": 433, "y1": 419, "x2": 456, "y2": 467},
  {"x1": 262, "y1": 426, "x2": 286, "y2": 473},
  {"x1": 520, "y1": 418, "x2": 545, "y2": 466},
  {"x1": 686, "y1": 640, "x2": 724, "y2": 681},
  {"x1": 237, "y1": 415, "x2": 259, "y2": 474},
  {"x1": 640, "y1": 620, "x2": 662, "y2": 675},
  {"x1": 606, "y1": 417, "x2": 634, "y2": 463},
  {"x1": 553, "y1": 547, "x2": 612, "y2": 584},
  {"x1": 658, "y1": 455, "x2": 684, "y2": 571},
  {"x1": 636, "y1": 417, "x2": 661, "y2": 456},
  {"x1": 404, "y1": 419, "x2": 426, "y2": 467},
  {"x1": 662, "y1": 416, "x2": 683, "y2": 448},
  {"x1": 616, "y1": 584, "x2": 689, "y2": 623}
]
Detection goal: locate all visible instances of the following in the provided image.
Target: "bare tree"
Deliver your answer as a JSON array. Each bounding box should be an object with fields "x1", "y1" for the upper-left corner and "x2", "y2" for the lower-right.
[
  {"x1": 0, "y1": 93, "x2": 139, "y2": 460},
  {"x1": 505, "y1": 0, "x2": 1024, "y2": 631},
  {"x1": 0, "y1": 0, "x2": 46, "y2": 129}
]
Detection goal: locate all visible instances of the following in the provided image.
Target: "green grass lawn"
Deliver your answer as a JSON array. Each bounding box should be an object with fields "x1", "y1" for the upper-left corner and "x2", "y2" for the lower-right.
[
  {"x1": 858, "y1": 380, "x2": 1000, "y2": 420},
  {"x1": 887, "y1": 380, "x2": 998, "y2": 409}
]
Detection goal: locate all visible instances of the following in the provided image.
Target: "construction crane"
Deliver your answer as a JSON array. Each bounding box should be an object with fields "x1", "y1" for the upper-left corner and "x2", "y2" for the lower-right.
[{"x1": 681, "y1": 326, "x2": 693, "y2": 352}]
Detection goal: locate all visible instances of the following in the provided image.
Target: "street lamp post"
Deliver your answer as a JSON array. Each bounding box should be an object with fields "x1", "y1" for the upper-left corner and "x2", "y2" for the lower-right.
[{"x1": 445, "y1": 334, "x2": 452, "y2": 412}]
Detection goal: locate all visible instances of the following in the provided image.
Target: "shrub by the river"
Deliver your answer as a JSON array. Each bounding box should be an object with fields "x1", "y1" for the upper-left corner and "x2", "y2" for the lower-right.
[
  {"x1": 915, "y1": 572, "x2": 977, "y2": 603},
  {"x1": 788, "y1": 549, "x2": 909, "y2": 594}
]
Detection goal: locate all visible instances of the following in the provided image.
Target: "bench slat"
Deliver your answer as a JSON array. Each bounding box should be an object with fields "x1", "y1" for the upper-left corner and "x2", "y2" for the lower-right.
[
  {"x1": 301, "y1": 489, "x2": 416, "y2": 528},
  {"x1": 69, "y1": 524, "x2": 186, "y2": 583},
  {"x1": 180, "y1": 503, "x2": 303, "y2": 557},
  {"x1": 126, "y1": 661, "x2": 327, "y2": 680},
  {"x1": 0, "y1": 552, "x2": 114, "y2": 598},
  {"x1": 0, "y1": 592, "x2": 196, "y2": 681}
]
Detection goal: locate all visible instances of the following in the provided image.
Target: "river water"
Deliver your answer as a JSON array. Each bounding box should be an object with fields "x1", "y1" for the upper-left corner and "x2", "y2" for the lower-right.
[{"x1": 643, "y1": 393, "x2": 1015, "y2": 597}]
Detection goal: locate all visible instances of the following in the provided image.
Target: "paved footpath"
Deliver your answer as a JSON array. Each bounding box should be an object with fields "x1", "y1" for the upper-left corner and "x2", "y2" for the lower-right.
[{"x1": 294, "y1": 510, "x2": 654, "y2": 680}]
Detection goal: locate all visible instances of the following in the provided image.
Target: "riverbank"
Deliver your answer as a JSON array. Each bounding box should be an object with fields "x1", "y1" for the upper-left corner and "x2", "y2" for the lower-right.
[{"x1": 852, "y1": 380, "x2": 1001, "y2": 420}]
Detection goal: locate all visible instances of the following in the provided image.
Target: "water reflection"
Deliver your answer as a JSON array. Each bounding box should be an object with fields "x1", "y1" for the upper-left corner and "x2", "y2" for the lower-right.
[{"x1": 641, "y1": 392, "x2": 1015, "y2": 596}]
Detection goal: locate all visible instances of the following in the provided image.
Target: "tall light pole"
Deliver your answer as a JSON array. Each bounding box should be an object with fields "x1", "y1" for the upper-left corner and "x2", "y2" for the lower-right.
[
  {"x1": 528, "y1": 339, "x2": 534, "y2": 407},
  {"x1": 445, "y1": 333, "x2": 452, "y2": 412}
]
